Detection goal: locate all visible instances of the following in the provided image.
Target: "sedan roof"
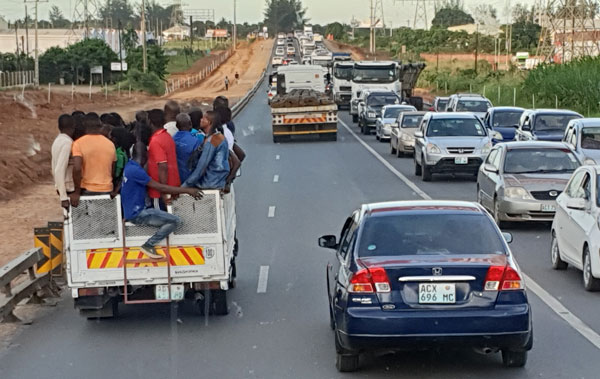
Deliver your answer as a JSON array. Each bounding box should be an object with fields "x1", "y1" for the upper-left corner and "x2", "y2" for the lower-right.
[
  {"x1": 500, "y1": 141, "x2": 571, "y2": 150},
  {"x1": 362, "y1": 200, "x2": 485, "y2": 218},
  {"x1": 429, "y1": 112, "x2": 481, "y2": 120}
]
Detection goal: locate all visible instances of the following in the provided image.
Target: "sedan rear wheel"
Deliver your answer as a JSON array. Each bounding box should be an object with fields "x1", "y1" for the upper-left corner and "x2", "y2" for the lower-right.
[
  {"x1": 583, "y1": 247, "x2": 600, "y2": 291},
  {"x1": 493, "y1": 198, "x2": 506, "y2": 228},
  {"x1": 334, "y1": 331, "x2": 359, "y2": 372},
  {"x1": 551, "y1": 233, "x2": 568, "y2": 270},
  {"x1": 501, "y1": 349, "x2": 528, "y2": 367}
]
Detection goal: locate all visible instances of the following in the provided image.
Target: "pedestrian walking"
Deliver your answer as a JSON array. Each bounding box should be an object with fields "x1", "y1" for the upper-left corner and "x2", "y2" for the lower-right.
[
  {"x1": 224, "y1": 76, "x2": 230, "y2": 91},
  {"x1": 235, "y1": 72, "x2": 240, "y2": 84}
]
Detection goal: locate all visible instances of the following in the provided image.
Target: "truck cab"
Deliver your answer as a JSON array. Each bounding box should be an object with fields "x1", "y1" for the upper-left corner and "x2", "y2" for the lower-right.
[
  {"x1": 350, "y1": 61, "x2": 402, "y2": 122},
  {"x1": 332, "y1": 61, "x2": 353, "y2": 109}
]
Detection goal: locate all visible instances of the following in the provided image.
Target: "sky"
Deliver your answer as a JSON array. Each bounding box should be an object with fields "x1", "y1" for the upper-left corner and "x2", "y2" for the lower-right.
[{"x1": 2, "y1": 0, "x2": 536, "y2": 26}]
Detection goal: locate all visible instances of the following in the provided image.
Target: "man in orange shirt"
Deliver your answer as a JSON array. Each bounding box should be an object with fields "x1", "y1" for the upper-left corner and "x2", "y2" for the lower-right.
[
  {"x1": 147, "y1": 109, "x2": 180, "y2": 209},
  {"x1": 70, "y1": 115, "x2": 117, "y2": 207}
]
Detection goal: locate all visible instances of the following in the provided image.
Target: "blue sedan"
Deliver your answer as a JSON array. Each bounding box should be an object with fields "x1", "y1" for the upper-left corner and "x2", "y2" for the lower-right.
[
  {"x1": 483, "y1": 107, "x2": 525, "y2": 143},
  {"x1": 319, "y1": 200, "x2": 533, "y2": 372}
]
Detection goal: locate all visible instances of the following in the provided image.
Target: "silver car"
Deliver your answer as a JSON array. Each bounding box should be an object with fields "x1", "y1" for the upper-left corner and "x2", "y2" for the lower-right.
[
  {"x1": 390, "y1": 111, "x2": 426, "y2": 157},
  {"x1": 563, "y1": 118, "x2": 600, "y2": 165},
  {"x1": 477, "y1": 141, "x2": 581, "y2": 226},
  {"x1": 375, "y1": 104, "x2": 416, "y2": 141},
  {"x1": 414, "y1": 112, "x2": 492, "y2": 181}
]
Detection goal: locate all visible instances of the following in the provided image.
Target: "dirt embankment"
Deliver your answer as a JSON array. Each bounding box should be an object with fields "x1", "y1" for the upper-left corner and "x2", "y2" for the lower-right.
[{"x1": 0, "y1": 38, "x2": 272, "y2": 266}]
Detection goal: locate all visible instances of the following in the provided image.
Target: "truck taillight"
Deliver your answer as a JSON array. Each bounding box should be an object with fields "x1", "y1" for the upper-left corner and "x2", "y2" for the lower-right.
[
  {"x1": 78, "y1": 288, "x2": 105, "y2": 297},
  {"x1": 349, "y1": 267, "x2": 391, "y2": 293},
  {"x1": 484, "y1": 265, "x2": 523, "y2": 291}
]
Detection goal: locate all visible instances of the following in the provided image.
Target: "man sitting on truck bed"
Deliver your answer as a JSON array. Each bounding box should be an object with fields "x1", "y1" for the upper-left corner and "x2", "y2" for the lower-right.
[{"x1": 122, "y1": 142, "x2": 203, "y2": 259}]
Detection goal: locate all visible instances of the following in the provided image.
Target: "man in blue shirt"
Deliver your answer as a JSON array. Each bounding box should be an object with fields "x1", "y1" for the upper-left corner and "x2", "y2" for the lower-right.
[
  {"x1": 122, "y1": 142, "x2": 202, "y2": 259},
  {"x1": 182, "y1": 111, "x2": 230, "y2": 189},
  {"x1": 173, "y1": 113, "x2": 202, "y2": 182}
]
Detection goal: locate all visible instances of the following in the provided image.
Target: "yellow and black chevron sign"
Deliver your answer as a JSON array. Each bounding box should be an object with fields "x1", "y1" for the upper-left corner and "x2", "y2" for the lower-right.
[
  {"x1": 35, "y1": 222, "x2": 64, "y2": 274},
  {"x1": 34, "y1": 227, "x2": 51, "y2": 274},
  {"x1": 48, "y1": 221, "x2": 63, "y2": 274}
]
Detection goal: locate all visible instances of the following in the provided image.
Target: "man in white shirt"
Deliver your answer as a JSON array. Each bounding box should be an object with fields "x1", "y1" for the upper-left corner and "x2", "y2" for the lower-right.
[
  {"x1": 163, "y1": 100, "x2": 180, "y2": 137},
  {"x1": 51, "y1": 114, "x2": 76, "y2": 209}
]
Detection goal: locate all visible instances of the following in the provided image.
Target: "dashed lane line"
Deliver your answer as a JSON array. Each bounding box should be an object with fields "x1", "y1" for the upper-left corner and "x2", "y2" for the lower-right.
[
  {"x1": 273, "y1": 175, "x2": 279, "y2": 183},
  {"x1": 257, "y1": 265, "x2": 270, "y2": 293},
  {"x1": 340, "y1": 117, "x2": 600, "y2": 351},
  {"x1": 275, "y1": 155, "x2": 280, "y2": 160},
  {"x1": 268, "y1": 206, "x2": 276, "y2": 218}
]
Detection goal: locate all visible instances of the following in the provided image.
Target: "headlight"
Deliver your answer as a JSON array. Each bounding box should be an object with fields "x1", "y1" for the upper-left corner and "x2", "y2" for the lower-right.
[
  {"x1": 401, "y1": 134, "x2": 414, "y2": 141},
  {"x1": 481, "y1": 142, "x2": 492, "y2": 154},
  {"x1": 368, "y1": 111, "x2": 377, "y2": 118},
  {"x1": 584, "y1": 158, "x2": 596, "y2": 165},
  {"x1": 504, "y1": 187, "x2": 534, "y2": 200},
  {"x1": 426, "y1": 143, "x2": 441, "y2": 154}
]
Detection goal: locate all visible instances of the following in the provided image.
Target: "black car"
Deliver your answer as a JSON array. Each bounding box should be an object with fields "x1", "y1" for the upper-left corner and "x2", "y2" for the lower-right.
[{"x1": 358, "y1": 91, "x2": 401, "y2": 135}]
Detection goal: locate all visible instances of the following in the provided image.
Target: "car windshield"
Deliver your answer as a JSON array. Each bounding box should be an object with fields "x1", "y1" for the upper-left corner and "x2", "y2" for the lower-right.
[
  {"x1": 368, "y1": 95, "x2": 399, "y2": 107},
  {"x1": 358, "y1": 213, "x2": 506, "y2": 257},
  {"x1": 384, "y1": 107, "x2": 414, "y2": 118},
  {"x1": 333, "y1": 66, "x2": 352, "y2": 80},
  {"x1": 492, "y1": 111, "x2": 524, "y2": 127},
  {"x1": 353, "y1": 65, "x2": 398, "y2": 83},
  {"x1": 426, "y1": 118, "x2": 486, "y2": 137},
  {"x1": 504, "y1": 148, "x2": 580, "y2": 174},
  {"x1": 534, "y1": 114, "x2": 580, "y2": 132},
  {"x1": 581, "y1": 127, "x2": 600, "y2": 149},
  {"x1": 401, "y1": 115, "x2": 424, "y2": 128},
  {"x1": 456, "y1": 100, "x2": 490, "y2": 112},
  {"x1": 436, "y1": 99, "x2": 448, "y2": 111}
]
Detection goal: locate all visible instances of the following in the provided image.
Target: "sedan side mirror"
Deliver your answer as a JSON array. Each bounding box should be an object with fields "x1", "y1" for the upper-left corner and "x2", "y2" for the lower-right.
[
  {"x1": 414, "y1": 131, "x2": 424, "y2": 138},
  {"x1": 502, "y1": 232, "x2": 513, "y2": 244},
  {"x1": 483, "y1": 164, "x2": 498, "y2": 174},
  {"x1": 318, "y1": 235, "x2": 338, "y2": 249},
  {"x1": 567, "y1": 197, "x2": 587, "y2": 211}
]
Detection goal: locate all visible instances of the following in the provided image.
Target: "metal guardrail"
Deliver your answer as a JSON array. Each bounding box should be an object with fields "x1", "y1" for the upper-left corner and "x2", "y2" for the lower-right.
[
  {"x1": 0, "y1": 248, "x2": 52, "y2": 322},
  {"x1": 231, "y1": 69, "x2": 266, "y2": 119}
]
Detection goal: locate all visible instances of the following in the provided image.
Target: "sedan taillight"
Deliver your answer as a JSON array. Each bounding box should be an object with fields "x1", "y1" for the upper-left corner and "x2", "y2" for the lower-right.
[
  {"x1": 349, "y1": 267, "x2": 391, "y2": 293},
  {"x1": 484, "y1": 265, "x2": 523, "y2": 291}
]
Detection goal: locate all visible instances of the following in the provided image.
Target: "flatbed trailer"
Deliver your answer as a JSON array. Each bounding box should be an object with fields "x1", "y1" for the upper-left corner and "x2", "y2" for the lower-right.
[{"x1": 271, "y1": 104, "x2": 338, "y2": 142}]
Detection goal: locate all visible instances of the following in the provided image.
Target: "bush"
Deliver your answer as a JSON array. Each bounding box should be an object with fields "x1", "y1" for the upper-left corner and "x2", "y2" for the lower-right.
[
  {"x1": 121, "y1": 69, "x2": 165, "y2": 96},
  {"x1": 126, "y1": 44, "x2": 169, "y2": 79}
]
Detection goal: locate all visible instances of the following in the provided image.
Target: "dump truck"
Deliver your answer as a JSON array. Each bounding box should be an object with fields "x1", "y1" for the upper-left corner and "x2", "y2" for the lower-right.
[
  {"x1": 64, "y1": 191, "x2": 237, "y2": 318},
  {"x1": 270, "y1": 65, "x2": 338, "y2": 142}
]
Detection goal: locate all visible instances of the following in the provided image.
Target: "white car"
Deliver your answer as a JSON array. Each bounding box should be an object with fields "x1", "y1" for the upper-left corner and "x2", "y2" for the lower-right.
[
  {"x1": 271, "y1": 56, "x2": 283, "y2": 67},
  {"x1": 277, "y1": 39, "x2": 285, "y2": 46},
  {"x1": 375, "y1": 104, "x2": 416, "y2": 141},
  {"x1": 287, "y1": 46, "x2": 296, "y2": 55},
  {"x1": 551, "y1": 165, "x2": 600, "y2": 291},
  {"x1": 275, "y1": 47, "x2": 285, "y2": 56}
]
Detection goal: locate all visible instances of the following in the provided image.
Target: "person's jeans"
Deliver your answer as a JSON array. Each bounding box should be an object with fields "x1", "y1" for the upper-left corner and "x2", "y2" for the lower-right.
[{"x1": 130, "y1": 208, "x2": 181, "y2": 247}]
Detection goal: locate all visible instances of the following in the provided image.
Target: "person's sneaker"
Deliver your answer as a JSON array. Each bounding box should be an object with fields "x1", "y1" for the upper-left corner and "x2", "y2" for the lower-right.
[{"x1": 140, "y1": 245, "x2": 163, "y2": 259}]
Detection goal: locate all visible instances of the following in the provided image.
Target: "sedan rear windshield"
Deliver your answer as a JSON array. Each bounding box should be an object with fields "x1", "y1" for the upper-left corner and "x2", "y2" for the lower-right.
[
  {"x1": 456, "y1": 100, "x2": 490, "y2": 112},
  {"x1": 493, "y1": 111, "x2": 523, "y2": 128},
  {"x1": 358, "y1": 213, "x2": 506, "y2": 257},
  {"x1": 504, "y1": 148, "x2": 579, "y2": 174},
  {"x1": 534, "y1": 114, "x2": 580, "y2": 132},
  {"x1": 401, "y1": 115, "x2": 423, "y2": 128},
  {"x1": 426, "y1": 118, "x2": 486, "y2": 137},
  {"x1": 581, "y1": 127, "x2": 600, "y2": 149},
  {"x1": 435, "y1": 99, "x2": 448, "y2": 111}
]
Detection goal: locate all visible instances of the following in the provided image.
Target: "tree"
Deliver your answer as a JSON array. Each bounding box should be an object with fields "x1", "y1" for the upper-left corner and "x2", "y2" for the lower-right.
[
  {"x1": 431, "y1": 1, "x2": 474, "y2": 28},
  {"x1": 512, "y1": 3, "x2": 534, "y2": 24},
  {"x1": 126, "y1": 44, "x2": 168, "y2": 79},
  {"x1": 263, "y1": 0, "x2": 308, "y2": 35},
  {"x1": 325, "y1": 22, "x2": 345, "y2": 40},
  {"x1": 67, "y1": 38, "x2": 118, "y2": 81},
  {"x1": 49, "y1": 6, "x2": 70, "y2": 28},
  {"x1": 99, "y1": 0, "x2": 135, "y2": 28},
  {"x1": 472, "y1": 4, "x2": 497, "y2": 24}
]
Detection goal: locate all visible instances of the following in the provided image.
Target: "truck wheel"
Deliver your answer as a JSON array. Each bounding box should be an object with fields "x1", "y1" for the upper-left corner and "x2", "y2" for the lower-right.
[
  {"x1": 212, "y1": 290, "x2": 229, "y2": 316},
  {"x1": 273, "y1": 135, "x2": 281, "y2": 143},
  {"x1": 352, "y1": 114, "x2": 358, "y2": 123},
  {"x1": 422, "y1": 163, "x2": 432, "y2": 181}
]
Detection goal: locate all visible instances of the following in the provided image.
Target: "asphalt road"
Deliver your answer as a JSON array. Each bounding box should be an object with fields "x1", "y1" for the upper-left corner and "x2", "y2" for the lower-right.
[{"x1": 2, "y1": 78, "x2": 600, "y2": 379}]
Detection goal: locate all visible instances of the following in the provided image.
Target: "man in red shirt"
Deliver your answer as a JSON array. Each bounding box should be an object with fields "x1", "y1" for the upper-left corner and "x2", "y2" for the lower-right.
[{"x1": 147, "y1": 109, "x2": 180, "y2": 209}]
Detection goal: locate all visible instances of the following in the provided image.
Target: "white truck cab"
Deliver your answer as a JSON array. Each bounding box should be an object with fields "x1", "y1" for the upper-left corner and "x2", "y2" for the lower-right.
[
  {"x1": 350, "y1": 61, "x2": 402, "y2": 123},
  {"x1": 332, "y1": 61, "x2": 354, "y2": 109}
]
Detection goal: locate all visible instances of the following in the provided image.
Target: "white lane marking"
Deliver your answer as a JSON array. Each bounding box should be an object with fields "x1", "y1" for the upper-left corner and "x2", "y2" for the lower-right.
[
  {"x1": 341, "y1": 117, "x2": 600, "y2": 350},
  {"x1": 273, "y1": 175, "x2": 279, "y2": 183},
  {"x1": 275, "y1": 155, "x2": 280, "y2": 160},
  {"x1": 257, "y1": 265, "x2": 270, "y2": 293},
  {"x1": 268, "y1": 206, "x2": 276, "y2": 218},
  {"x1": 339, "y1": 120, "x2": 431, "y2": 200},
  {"x1": 523, "y1": 273, "x2": 600, "y2": 349}
]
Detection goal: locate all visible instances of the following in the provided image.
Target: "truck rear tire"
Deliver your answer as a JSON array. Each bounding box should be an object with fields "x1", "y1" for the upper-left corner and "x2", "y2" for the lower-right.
[
  {"x1": 321, "y1": 133, "x2": 337, "y2": 141},
  {"x1": 212, "y1": 290, "x2": 229, "y2": 316}
]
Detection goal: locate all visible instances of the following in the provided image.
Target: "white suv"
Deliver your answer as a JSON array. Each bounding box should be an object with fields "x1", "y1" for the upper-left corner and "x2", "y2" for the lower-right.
[{"x1": 446, "y1": 93, "x2": 492, "y2": 119}]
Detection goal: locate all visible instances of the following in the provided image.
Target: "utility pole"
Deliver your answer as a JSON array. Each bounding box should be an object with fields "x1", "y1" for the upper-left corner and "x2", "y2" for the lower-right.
[
  {"x1": 370, "y1": 0, "x2": 375, "y2": 55},
  {"x1": 25, "y1": 0, "x2": 46, "y2": 87},
  {"x1": 233, "y1": 0, "x2": 237, "y2": 50},
  {"x1": 24, "y1": 5, "x2": 29, "y2": 56},
  {"x1": 118, "y1": 19, "x2": 123, "y2": 71},
  {"x1": 190, "y1": 16, "x2": 193, "y2": 50},
  {"x1": 474, "y1": 23, "x2": 479, "y2": 74},
  {"x1": 141, "y1": 0, "x2": 147, "y2": 73}
]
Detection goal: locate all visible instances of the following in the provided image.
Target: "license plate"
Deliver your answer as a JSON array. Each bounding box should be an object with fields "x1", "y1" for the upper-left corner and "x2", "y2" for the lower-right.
[
  {"x1": 454, "y1": 157, "x2": 468, "y2": 164},
  {"x1": 155, "y1": 284, "x2": 184, "y2": 300},
  {"x1": 418, "y1": 283, "x2": 456, "y2": 304},
  {"x1": 541, "y1": 204, "x2": 556, "y2": 212}
]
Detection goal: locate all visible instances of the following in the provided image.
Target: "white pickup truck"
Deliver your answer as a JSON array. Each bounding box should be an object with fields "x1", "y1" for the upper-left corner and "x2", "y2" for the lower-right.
[{"x1": 65, "y1": 190, "x2": 237, "y2": 318}]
